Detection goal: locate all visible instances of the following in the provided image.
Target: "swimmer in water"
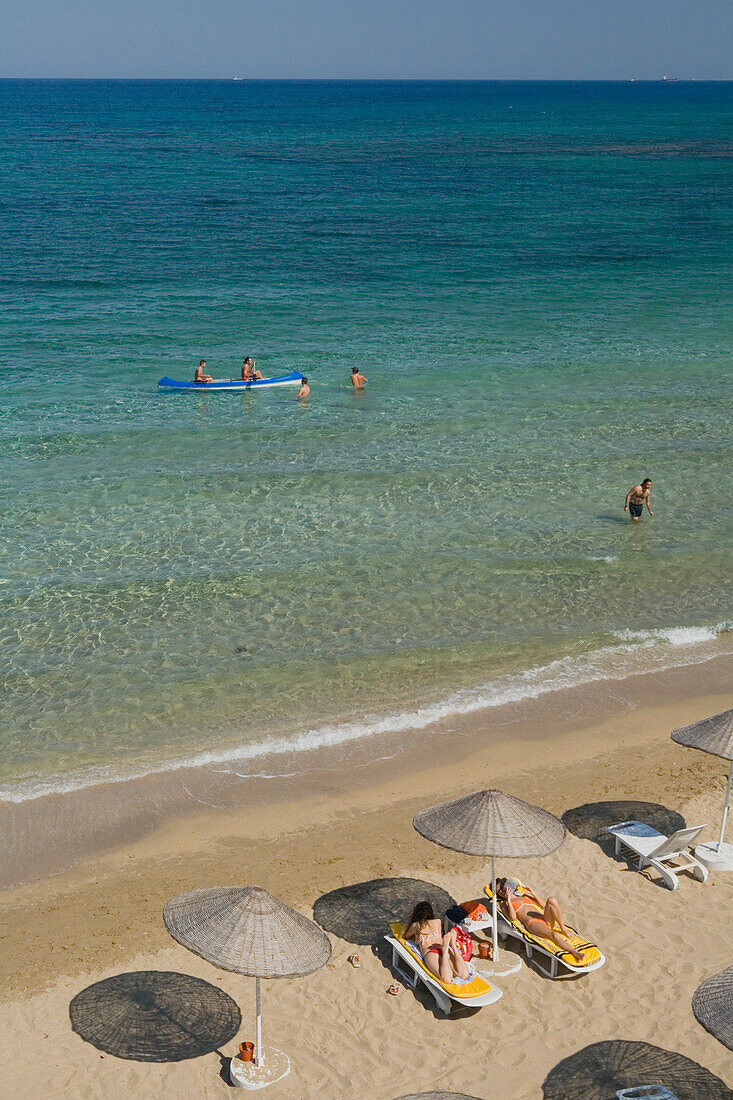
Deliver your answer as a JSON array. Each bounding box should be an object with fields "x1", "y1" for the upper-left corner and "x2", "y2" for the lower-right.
[
  {"x1": 350, "y1": 367, "x2": 367, "y2": 389},
  {"x1": 298, "y1": 377, "x2": 310, "y2": 398}
]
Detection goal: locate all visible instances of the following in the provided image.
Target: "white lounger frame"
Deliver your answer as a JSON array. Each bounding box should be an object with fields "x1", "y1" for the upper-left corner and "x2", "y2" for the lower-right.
[
  {"x1": 384, "y1": 934, "x2": 502, "y2": 1014},
  {"x1": 488, "y1": 915, "x2": 604, "y2": 979},
  {"x1": 451, "y1": 912, "x2": 605, "y2": 980},
  {"x1": 605, "y1": 821, "x2": 709, "y2": 890}
]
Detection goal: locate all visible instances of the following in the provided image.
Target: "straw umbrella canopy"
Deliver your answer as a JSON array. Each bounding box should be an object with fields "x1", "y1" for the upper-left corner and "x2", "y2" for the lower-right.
[
  {"x1": 164, "y1": 885, "x2": 331, "y2": 1082},
  {"x1": 413, "y1": 789, "x2": 565, "y2": 974},
  {"x1": 672, "y1": 708, "x2": 733, "y2": 871},
  {"x1": 692, "y1": 965, "x2": 733, "y2": 1051}
]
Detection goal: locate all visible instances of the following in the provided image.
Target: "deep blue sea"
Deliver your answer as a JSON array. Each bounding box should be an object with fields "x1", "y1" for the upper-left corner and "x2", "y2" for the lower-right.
[{"x1": 1, "y1": 81, "x2": 731, "y2": 798}]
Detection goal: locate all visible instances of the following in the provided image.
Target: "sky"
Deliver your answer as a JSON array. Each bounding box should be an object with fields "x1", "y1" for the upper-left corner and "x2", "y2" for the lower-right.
[{"x1": 1, "y1": 0, "x2": 731, "y2": 80}]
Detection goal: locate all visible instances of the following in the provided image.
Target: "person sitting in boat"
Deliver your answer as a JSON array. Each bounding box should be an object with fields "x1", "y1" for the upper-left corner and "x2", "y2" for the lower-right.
[
  {"x1": 242, "y1": 357, "x2": 263, "y2": 381},
  {"x1": 195, "y1": 359, "x2": 214, "y2": 383},
  {"x1": 496, "y1": 877, "x2": 586, "y2": 963},
  {"x1": 404, "y1": 901, "x2": 472, "y2": 983}
]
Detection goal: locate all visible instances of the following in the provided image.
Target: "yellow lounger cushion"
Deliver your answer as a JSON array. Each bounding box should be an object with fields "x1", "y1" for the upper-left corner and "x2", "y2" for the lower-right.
[
  {"x1": 389, "y1": 923, "x2": 495, "y2": 1000},
  {"x1": 483, "y1": 884, "x2": 602, "y2": 969}
]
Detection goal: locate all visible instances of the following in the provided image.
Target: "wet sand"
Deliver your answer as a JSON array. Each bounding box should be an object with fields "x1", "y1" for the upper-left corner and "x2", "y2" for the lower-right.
[{"x1": 1, "y1": 651, "x2": 730, "y2": 890}]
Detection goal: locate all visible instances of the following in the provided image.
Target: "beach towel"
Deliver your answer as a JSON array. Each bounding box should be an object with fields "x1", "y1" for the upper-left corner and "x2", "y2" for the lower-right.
[
  {"x1": 460, "y1": 899, "x2": 490, "y2": 922},
  {"x1": 389, "y1": 923, "x2": 495, "y2": 1000}
]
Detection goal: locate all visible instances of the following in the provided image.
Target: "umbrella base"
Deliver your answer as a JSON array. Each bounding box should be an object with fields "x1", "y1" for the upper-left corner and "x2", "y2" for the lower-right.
[
  {"x1": 229, "y1": 1048, "x2": 290, "y2": 1090},
  {"x1": 478, "y1": 956, "x2": 522, "y2": 978},
  {"x1": 694, "y1": 841, "x2": 733, "y2": 873}
]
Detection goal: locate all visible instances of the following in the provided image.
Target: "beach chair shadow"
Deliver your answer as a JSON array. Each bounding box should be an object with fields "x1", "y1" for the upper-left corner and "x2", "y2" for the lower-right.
[
  {"x1": 314, "y1": 877, "x2": 481, "y2": 1019},
  {"x1": 542, "y1": 1039, "x2": 731, "y2": 1100},
  {"x1": 370, "y1": 933, "x2": 485, "y2": 1020},
  {"x1": 313, "y1": 876, "x2": 454, "y2": 946},
  {"x1": 69, "y1": 970, "x2": 241, "y2": 1062},
  {"x1": 562, "y1": 801, "x2": 685, "y2": 856}
]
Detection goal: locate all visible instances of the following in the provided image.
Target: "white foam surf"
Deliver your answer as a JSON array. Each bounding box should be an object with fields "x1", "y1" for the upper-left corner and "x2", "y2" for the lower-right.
[
  {"x1": 1, "y1": 620, "x2": 730, "y2": 803},
  {"x1": 613, "y1": 624, "x2": 729, "y2": 647}
]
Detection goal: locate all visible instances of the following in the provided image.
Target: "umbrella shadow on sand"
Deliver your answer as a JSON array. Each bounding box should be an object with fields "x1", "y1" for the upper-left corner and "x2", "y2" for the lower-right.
[
  {"x1": 69, "y1": 970, "x2": 241, "y2": 1063},
  {"x1": 542, "y1": 1039, "x2": 731, "y2": 1100},
  {"x1": 562, "y1": 800, "x2": 685, "y2": 855},
  {"x1": 313, "y1": 877, "x2": 454, "y2": 946},
  {"x1": 313, "y1": 877, "x2": 488, "y2": 1020}
]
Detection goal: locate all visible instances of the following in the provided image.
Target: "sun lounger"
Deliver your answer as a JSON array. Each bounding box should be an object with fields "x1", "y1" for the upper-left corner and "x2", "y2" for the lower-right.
[
  {"x1": 605, "y1": 820, "x2": 709, "y2": 890},
  {"x1": 481, "y1": 882, "x2": 605, "y2": 979},
  {"x1": 384, "y1": 923, "x2": 502, "y2": 1014}
]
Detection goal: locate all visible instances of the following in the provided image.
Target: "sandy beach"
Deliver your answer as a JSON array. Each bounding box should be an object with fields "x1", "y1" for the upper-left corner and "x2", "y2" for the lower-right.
[{"x1": 1, "y1": 662, "x2": 731, "y2": 1099}]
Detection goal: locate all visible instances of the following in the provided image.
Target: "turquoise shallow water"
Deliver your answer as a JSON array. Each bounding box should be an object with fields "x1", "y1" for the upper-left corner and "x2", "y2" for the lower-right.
[{"x1": 1, "y1": 81, "x2": 732, "y2": 795}]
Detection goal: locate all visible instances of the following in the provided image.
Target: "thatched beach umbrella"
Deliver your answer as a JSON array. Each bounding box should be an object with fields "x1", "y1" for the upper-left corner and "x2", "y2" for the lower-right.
[
  {"x1": 414, "y1": 789, "x2": 565, "y2": 975},
  {"x1": 692, "y1": 965, "x2": 733, "y2": 1051},
  {"x1": 672, "y1": 708, "x2": 733, "y2": 872},
  {"x1": 164, "y1": 885, "x2": 331, "y2": 1088}
]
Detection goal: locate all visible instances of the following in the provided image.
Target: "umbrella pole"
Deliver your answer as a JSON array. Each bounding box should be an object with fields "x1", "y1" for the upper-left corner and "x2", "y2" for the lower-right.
[
  {"x1": 491, "y1": 856, "x2": 498, "y2": 962},
  {"x1": 483, "y1": 859, "x2": 521, "y2": 977},
  {"x1": 717, "y1": 760, "x2": 733, "y2": 853},
  {"x1": 255, "y1": 976, "x2": 262, "y2": 1067}
]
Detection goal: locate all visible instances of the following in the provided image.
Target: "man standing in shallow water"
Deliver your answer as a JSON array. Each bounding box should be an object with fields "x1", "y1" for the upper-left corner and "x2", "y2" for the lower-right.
[
  {"x1": 350, "y1": 367, "x2": 367, "y2": 389},
  {"x1": 625, "y1": 478, "x2": 653, "y2": 521}
]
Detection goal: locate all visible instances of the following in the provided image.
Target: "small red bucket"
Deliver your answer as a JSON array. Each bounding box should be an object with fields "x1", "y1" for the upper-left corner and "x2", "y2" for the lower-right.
[{"x1": 238, "y1": 1041, "x2": 254, "y2": 1062}]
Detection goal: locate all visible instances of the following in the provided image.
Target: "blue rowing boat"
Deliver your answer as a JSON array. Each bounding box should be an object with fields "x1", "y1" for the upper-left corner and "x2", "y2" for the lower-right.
[{"x1": 158, "y1": 371, "x2": 304, "y2": 391}]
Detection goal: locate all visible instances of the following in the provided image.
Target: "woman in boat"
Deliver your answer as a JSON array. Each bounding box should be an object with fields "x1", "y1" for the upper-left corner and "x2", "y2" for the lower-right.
[
  {"x1": 496, "y1": 877, "x2": 586, "y2": 962},
  {"x1": 404, "y1": 901, "x2": 471, "y2": 983},
  {"x1": 242, "y1": 357, "x2": 263, "y2": 381}
]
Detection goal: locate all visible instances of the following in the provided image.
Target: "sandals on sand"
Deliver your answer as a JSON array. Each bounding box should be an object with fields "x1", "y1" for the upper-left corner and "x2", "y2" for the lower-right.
[
  {"x1": 348, "y1": 954, "x2": 360, "y2": 968},
  {"x1": 387, "y1": 983, "x2": 400, "y2": 996}
]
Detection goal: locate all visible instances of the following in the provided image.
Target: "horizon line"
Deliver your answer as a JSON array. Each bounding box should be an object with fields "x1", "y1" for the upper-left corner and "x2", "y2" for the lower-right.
[{"x1": 1, "y1": 76, "x2": 731, "y2": 83}]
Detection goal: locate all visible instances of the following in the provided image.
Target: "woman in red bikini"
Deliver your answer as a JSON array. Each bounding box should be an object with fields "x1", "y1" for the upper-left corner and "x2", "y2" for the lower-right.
[{"x1": 404, "y1": 902, "x2": 471, "y2": 983}]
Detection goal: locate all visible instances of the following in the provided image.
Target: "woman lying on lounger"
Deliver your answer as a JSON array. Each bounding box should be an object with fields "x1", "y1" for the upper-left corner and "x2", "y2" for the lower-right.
[
  {"x1": 404, "y1": 901, "x2": 471, "y2": 983},
  {"x1": 496, "y1": 877, "x2": 586, "y2": 963}
]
